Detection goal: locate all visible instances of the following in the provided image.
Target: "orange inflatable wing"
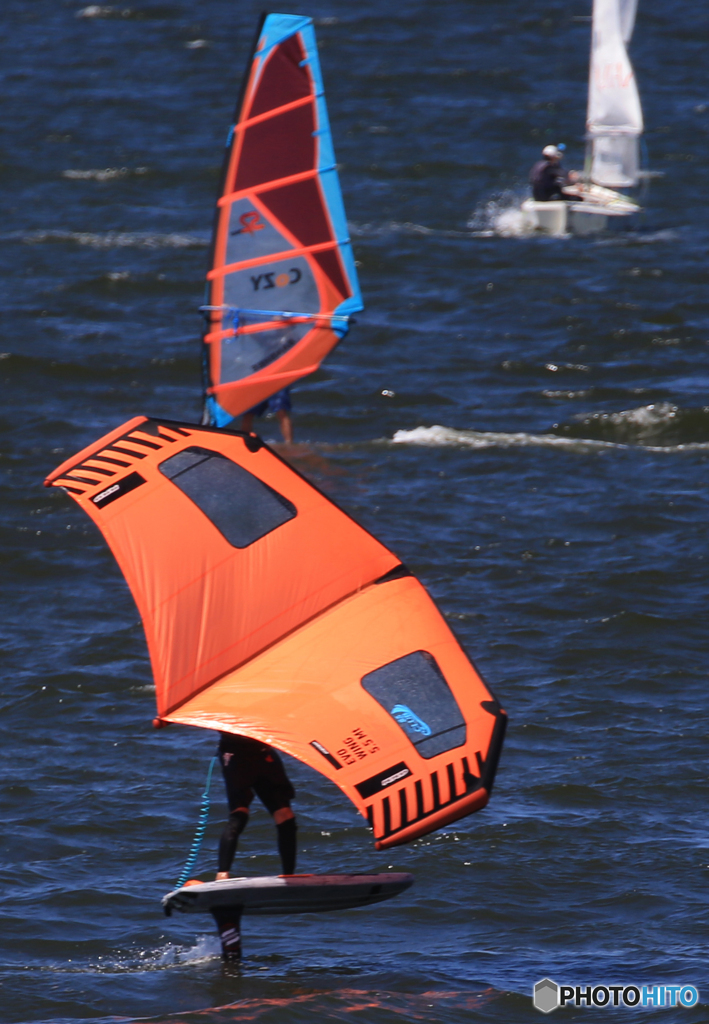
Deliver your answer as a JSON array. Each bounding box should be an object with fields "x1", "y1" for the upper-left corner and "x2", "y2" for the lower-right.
[
  {"x1": 46, "y1": 418, "x2": 506, "y2": 848},
  {"x1": 203, "y1": 14, "x2": 363, "y2": 427}
]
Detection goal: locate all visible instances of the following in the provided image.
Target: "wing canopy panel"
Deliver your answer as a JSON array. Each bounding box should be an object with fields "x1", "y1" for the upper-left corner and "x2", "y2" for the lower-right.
[{"x1": 234, "y1": 106, "x2": 315, "y2": 190}]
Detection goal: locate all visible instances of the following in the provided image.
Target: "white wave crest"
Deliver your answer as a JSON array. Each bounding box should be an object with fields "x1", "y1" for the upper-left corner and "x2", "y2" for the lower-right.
[
  {"x1": 392, "y1": 425, "x2": 608, "y2": 451},
  {"x1": 63, "y1": 167, "x2": 148, "y2": 181},
  {"x1": 390, "y1": 423, "x2": 709, "y2": 453},
  {"x1": 594, "y1": 228, "x2": 680, "y2": 246},
  {"x1": 76, "y1": 5, "x2": 133, "y2": 18},
  {"x1": 583, "y1": 402, "x2": 678, "y2": 430},
  {"x1": 19, "y1": 230, "x2": 208, "y2": 249},
  {"x1": 348, "y1": 221, "x2": 434, "y2": 238},
  {"x1": 348, "y1": 220, "x2": 474, "y2": 239}
]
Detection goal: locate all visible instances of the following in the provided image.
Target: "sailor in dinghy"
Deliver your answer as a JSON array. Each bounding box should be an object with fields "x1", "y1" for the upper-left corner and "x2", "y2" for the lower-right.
[{"x1": 529, "y1": 144, "x2": 580, "y2": 202}]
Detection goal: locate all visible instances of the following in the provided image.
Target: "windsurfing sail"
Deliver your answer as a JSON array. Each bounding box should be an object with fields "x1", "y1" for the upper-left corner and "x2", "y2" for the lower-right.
[
  {"x1": 202, "y1": 13, "x2": 362, "y2": 428},
  {"x1": 586, "y1": 0, "x2": 643, "y2": 188},
  {"x1": 46, "y1": 418, "x2": 506, "y2": 850}
]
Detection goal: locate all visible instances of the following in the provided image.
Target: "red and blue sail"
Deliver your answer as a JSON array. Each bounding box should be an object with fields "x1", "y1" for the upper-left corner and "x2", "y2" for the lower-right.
[{"x1": 202, "y1": 13, "x2": 362, "y2": 427}]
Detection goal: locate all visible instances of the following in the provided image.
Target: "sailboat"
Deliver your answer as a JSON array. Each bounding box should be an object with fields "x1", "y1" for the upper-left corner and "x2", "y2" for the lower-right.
[
  {"x1": 522, "y1": 0, "x2": 643, "y2": 236},
  {"x1": 201, "y1": 13, "x2": 362, "y2": 428},
  {"x1": 45, "y1": 416, "x2": 507, "y2": 953}
]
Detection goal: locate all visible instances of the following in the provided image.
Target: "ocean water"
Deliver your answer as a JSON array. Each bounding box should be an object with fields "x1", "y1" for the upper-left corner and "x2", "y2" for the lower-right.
[{"x1": 2, "y1": 0, "x2": 709, "y2": 1021}]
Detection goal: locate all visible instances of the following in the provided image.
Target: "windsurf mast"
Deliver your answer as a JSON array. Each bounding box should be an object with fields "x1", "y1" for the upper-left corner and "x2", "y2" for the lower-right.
[
  {"x1": 46, "y1": 418, "x2": 506, "y2": 850},
  {"x1": 202, "y1": 13, "x2": 362, "y2": 428}
]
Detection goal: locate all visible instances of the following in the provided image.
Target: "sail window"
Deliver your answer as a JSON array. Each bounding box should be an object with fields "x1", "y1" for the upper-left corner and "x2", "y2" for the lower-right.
[
  {"x1": 361, "y1": 651, "x2": 466, "y2": 759},
  {"x1": 159, "y1": 446, "x2": 296, "y2": 548}
]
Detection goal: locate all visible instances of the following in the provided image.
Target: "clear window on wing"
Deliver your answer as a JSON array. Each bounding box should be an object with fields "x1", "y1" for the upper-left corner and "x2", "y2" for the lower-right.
[
  {"x1": 361, "y1": 651, "x2": 467, "y2": 758},
  {"x1": 159, "y1": 446, "x2": 296, "y2": 548}
]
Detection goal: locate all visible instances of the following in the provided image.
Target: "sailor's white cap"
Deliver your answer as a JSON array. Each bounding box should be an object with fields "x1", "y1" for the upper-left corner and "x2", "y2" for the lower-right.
[{"x1": 542, "y1": 145, "x2": 562, "y2": 159}]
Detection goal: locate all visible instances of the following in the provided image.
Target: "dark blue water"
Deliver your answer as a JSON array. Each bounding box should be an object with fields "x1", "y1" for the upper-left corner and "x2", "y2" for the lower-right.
[{"x1": 3, "y1": 0, "x2": 709, "y2": 1021}]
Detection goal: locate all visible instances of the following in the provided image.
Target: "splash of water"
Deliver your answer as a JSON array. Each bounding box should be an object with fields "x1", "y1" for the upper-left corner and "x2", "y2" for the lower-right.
[{"x1": 467, "y1": 190, "x2": 535, "y2": 237}]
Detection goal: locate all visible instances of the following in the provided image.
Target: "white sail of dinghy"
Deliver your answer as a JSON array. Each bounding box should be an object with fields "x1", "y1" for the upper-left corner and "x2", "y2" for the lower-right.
[
  {"x1": 618, "y1": 0, "x2": 638, "y2": 43},
  {"x1": 587, "y1": 0, "x2": 643, "y2": 188}
]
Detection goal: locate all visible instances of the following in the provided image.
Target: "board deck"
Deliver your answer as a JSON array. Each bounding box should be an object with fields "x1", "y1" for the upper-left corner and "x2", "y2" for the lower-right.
[
  {"x1": 162, "y1": 873, "x2": 414, "y2": 916},
  {"x1": 562, "y1": 182, "x2": 639, "y2": 213}
]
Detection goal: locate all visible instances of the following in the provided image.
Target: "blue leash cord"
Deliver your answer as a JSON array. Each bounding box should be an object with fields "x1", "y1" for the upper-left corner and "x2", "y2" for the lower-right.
[{"x1": 175, "y1": 756, "x2": 218, "y2": 889}]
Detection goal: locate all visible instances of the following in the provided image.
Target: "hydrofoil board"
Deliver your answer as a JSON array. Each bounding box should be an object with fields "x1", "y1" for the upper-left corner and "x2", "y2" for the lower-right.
[{"x1": 162, "y1": 873, "x2": 414, "y2": 917}]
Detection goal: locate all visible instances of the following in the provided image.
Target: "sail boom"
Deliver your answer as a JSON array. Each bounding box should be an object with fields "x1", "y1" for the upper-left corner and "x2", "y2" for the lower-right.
[
  {"x1": 206, "y1": 324, "x2": 337, "y2": 343},
  {"x1": 202, "y1": 305, "x2": 352, "y2": 321},
  {"x1": 205, "y1": 316, "x2": 351, "y2": 346},
  {"x1": 204, "y1": 363, "x2": 321, "y2": 395}
]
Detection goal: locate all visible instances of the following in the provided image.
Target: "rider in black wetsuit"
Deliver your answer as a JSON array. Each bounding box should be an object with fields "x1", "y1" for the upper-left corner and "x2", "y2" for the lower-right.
[
  {"x1": 530, "y1": 144, "x2": 577, "y2": 201},
  {"x1": 211, "y1": 732, "x2": 297, "y2": 960},
  {"x1": 216, "y1": 732, "x2": 297, "y2": 879}
]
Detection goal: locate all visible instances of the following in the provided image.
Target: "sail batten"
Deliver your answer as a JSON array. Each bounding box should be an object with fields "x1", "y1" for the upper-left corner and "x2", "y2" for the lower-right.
[
  {"x1": 46, "y1": 417, "x2": 506, "y2": 848},
  {"x1": 217, "y1": 167, "x2": 333, "y2": 207},
  {"x1": 203, "y1": 13, "x2": 362, "y2": 426},
  {"x1": 207, "y1": 239, "x2": 342, "y2": 280},
  {"x1": 233, "y1": 93, "x2": 315, "y2": 133}
]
